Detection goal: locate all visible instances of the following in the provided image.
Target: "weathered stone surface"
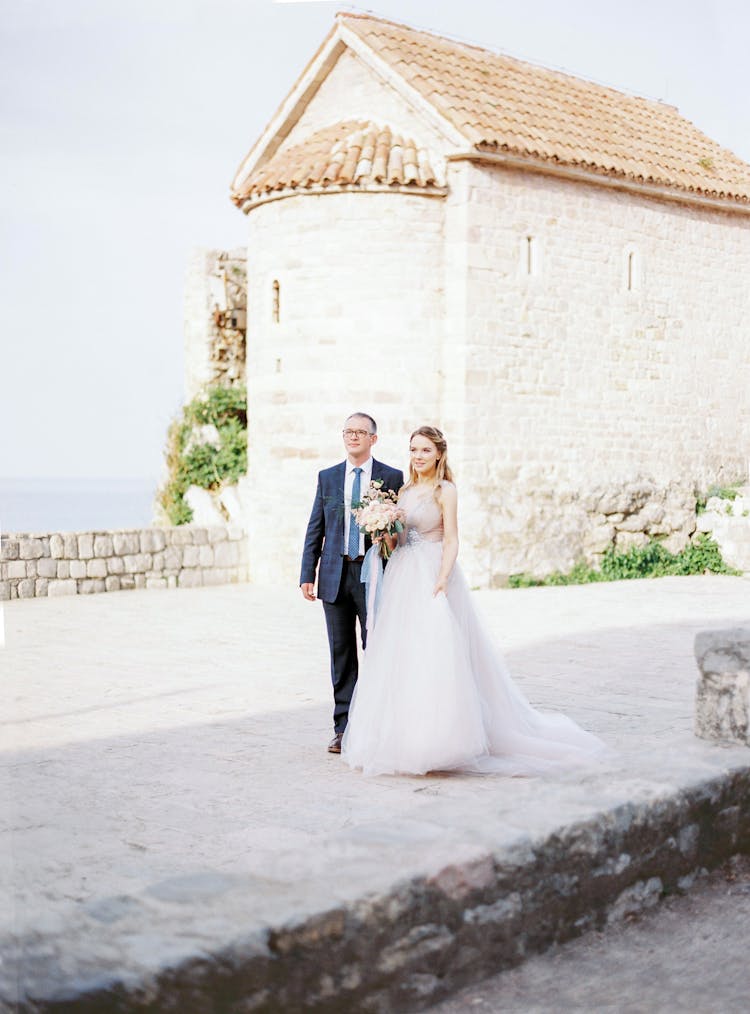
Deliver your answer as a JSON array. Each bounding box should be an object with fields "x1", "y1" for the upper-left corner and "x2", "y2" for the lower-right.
[
  {"x1": 105, "y1": 576, "x2": 121, "y2": 593},
  {"x1": 123, "y1": 554, "x2": 151, "y2": 574},
  {"x1": 202, "y1": 568, "x2": 231, "y2": 585},
  {"x1": 17, "y1": 579, "x2": 35, "y2": 598},
  {"x1": 583, "y1": 523, "x2": 615, "y2": 555},
  {"x1": 63, "y1": 533, "x2": 78, "y2": 559},
  {"x1": 198, "y1": 545, "x2": 214, "y2": 567},
  {"x1": 661, "y1": 530, "x2": 691, "y2": 555},
  {"x1": 214, "y1": 541, "x2": 239, "y2": 567},
  {"x1": 69, "y1": 560, "x2": 87, "y2": 579},
  {"x1": 37, "y1": 558, "x2": 58, "y2": 579},
  {"x1": 179, "y1": 545, "x2": 198, "y2": 567},
  {"x1": 140, "y1": 529, "x2": 166, "y2": 553},
  {"x1": 145, "y1": 576, "x2": 168, "y2": 590},
  {"x1": 47, "y1": 579, "x2": 77, "y2": 597},
  {"x1": 7, "y1": 561, "x2": 26, "y2": 579},
  {"x1": 34, "y1": 579, "x2": 48, "y2": 597},
  {"x1": 93, "y1": 535, "x2": 113, "y2": 558},
  {"x1": 78, "y1": 534, "x2": 94, "y2": 559},
  {"x1": 113, "y1": 532, "x2": 139, "y2": 555},
  {"x1": 607, "y1": 876, "x2": 663, "y2": 924},
  {"x1": 2, "y1": 538, "x2": 19, "y2": 560},
  {"x1": 614, "y1": 531, "x2": 649, "y2": 550},
  {"x1": 178, "y1": 569, "x2": 202, "y2": 588},
  {"x1": 163, "y1": 547, "x2": 182, "y2": 570},
  {"x1": 120, "y1": 575, "x2": 136, "y2": 590},
  {"x1": 49, "y1": 534, "x2": 65, "y2": 559},
  {"x1": 615, "y1": 514, "x2": 651, "y2": 533},
  {"x1": 0, "y1": 582, "x2": 9, "y2": 601},
  {"x1": 695, "y1": 628, "x2": 750, "y2": 745},
  {"x1": 19, "y1": 538, "x2": 44, "y2": 560},
  {"x1": 170, "y1": 527, "x2": 194, "y2": 546},
  {"x1": 107, "y1": 556, "x2": 125, "y2": 575},
  {"x1": 86, "y1": 559, "x2": 107, "y2": 579},
  {"x1": 56, "y1": 561, "x2": 70, "y2": 579}
]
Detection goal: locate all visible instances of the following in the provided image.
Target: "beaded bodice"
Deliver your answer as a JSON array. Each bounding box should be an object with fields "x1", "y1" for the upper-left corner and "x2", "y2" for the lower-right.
[{"x1": 399, "y1": 484, "x2": 445, "y2": 545}]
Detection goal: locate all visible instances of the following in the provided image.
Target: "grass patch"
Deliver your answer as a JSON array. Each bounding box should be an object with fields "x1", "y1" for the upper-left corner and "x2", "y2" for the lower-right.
[{"x1": 509, "y1": 534, "x2": 740, "y2": 588}]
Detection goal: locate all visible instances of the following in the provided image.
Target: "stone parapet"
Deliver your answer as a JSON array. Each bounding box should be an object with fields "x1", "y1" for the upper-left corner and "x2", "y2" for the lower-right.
[
  {"x1": 695, "y1": 627, "x2": 750, "y2": 745},
  {"x1": 0, "y1": 525, "x2": 248, "y2": 601}
]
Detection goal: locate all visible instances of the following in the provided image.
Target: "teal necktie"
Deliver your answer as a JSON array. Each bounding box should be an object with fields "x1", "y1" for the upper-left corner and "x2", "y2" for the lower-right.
[{"x1": 348, "y1": 467, "x2": 363, "y2": 557}]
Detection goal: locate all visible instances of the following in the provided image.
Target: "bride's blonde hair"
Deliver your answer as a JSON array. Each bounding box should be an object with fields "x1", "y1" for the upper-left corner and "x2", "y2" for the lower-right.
[{"x1": 406, "y1": 425, "x2": 454, "y2": 487}]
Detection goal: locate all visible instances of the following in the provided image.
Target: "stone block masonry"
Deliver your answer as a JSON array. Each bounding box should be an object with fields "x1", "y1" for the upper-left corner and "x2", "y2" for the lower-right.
[
  {"x1": 0, "y1": 525, "x2": 248, "y2": 600},
  {"x1": 695, "y1": 628, "x2": 750, "y2": 746}
]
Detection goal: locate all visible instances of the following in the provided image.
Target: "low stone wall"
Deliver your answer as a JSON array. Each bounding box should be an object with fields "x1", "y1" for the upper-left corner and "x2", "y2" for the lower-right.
[
  {"x1": 483, "y1": 478, "x2": 699, "y2": 583},
  {"x1": 0, "y1": 525, "x2": 248, "y2": 601}
]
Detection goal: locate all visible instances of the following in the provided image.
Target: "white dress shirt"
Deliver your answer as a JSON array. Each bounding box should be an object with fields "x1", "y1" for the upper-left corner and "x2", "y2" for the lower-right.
[{"x1": 343, "y1": 457, "x2": 373, "y2": 556}]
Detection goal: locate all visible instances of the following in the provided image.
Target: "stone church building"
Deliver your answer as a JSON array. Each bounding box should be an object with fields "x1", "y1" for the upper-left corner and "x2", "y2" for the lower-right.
[{"x1": 189, "y1": 12, "x2": 750, "y2": 587}]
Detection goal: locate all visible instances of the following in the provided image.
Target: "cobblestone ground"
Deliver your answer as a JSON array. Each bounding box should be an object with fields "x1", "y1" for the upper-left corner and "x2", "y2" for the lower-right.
[{"x1": 425, "y1": 856, "x2": 750, "y2": 1014}]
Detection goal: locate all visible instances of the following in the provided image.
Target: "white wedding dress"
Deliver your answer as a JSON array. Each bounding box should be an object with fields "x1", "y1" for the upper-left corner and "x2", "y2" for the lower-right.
[{"x1": 342, "y1": 483, "x2": 609, "y2": 777}]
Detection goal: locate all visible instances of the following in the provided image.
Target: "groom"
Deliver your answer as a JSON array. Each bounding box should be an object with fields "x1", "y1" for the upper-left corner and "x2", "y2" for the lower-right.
[{"x1": 300, "y1": 413, "x2": 404, "y2": 754}]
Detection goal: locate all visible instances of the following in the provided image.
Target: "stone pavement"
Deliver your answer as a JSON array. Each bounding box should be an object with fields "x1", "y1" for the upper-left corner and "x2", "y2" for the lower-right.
[{"x1": 2, "y1": 575, "x2": 750, "y2": 1011}]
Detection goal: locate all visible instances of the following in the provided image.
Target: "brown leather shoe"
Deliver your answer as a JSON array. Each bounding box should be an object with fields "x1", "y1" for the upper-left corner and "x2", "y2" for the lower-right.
[{"x1": 327, "y1": 732, "x2": 344, "y2": 754}]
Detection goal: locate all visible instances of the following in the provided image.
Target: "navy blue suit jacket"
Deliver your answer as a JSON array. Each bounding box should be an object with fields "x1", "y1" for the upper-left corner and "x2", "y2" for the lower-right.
[{"x1": 300, "y1": 459, "x2": 404, "y2": 603}]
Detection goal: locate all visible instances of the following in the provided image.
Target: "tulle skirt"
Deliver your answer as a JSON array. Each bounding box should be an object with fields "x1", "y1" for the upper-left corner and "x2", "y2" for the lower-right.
[{"x1": 342, "y1": 538, "x2": 609, "y2": 777}]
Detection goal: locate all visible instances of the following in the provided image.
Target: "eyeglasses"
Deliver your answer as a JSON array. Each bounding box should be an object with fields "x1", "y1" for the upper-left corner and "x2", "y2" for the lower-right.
[{"x1": 342, "y1": 429, "x2": 373, "y2": 439}]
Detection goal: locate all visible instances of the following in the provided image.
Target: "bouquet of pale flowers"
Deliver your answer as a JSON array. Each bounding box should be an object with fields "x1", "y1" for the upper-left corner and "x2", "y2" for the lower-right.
[{"x1": 352, "y1": 480, "x2": 406, "y2": 559}]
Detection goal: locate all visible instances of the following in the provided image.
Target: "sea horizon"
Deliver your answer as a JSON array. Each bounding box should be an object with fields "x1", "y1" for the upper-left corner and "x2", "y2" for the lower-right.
[{"x1": 0, "y1": 476, "x2": 161, "y2": 535}]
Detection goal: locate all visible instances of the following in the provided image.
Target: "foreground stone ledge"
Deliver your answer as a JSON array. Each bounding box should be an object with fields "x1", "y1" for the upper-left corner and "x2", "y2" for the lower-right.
[
  {"x1": 5, "y1": 769, "x2": 750, "y2": 1013},
  {"x1": 695, "y1": 627, "x2": 750, "y2": 746},
  {"x1": 0, "y1": 526, "x2": 249, "y2": 601}
]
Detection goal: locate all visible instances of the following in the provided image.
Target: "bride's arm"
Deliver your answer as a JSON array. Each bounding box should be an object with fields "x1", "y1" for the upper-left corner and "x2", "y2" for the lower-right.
[{"x1": 434, "y1": 483, "x2": 458, "y2": 596}]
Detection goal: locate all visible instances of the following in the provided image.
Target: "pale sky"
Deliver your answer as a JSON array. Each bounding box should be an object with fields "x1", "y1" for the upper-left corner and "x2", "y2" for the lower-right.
[{"x1": 2, "y1": 0, "x2": 748, "y2": 479}]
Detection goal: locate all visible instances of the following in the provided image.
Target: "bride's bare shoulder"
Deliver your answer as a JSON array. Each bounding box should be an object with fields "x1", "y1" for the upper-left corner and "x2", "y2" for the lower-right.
[{"x1": 436, "y1": 479, "x2": 457, "y2": 499}]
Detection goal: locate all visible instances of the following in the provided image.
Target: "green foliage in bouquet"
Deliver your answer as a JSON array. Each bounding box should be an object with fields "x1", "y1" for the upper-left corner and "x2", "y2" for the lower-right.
[
  {"x1": 509, "y1": 534, "x2": 739, "y2": 588},
  {"x1": 157, "y1": 384, "x2": 247, "y2": 525}
]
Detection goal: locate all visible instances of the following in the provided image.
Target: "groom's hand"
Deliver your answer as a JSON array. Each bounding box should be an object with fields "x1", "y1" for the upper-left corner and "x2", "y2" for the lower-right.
[{"x1": 301, "y1": 582, "x2": 316, "y2": 601}]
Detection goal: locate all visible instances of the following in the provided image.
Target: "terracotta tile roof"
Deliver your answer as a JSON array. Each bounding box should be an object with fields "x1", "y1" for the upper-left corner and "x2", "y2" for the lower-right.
[
  {"x1": 340, "y1": 12, "x2": 750, "y2": 205},
  {"x1": 231, "y1": 121, "x2": 442, "y2": 207}
]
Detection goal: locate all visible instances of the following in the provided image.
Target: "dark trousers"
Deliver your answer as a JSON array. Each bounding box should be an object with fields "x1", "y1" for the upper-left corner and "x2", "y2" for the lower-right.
[{"x1": 322, "y1": 558, "x2": 367, "y2": 733}]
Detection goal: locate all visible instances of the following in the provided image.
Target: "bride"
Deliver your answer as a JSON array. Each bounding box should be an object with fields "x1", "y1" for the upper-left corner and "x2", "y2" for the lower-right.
[{"x1": 341, "y1": 425, "x2": 608, "y2": 777}]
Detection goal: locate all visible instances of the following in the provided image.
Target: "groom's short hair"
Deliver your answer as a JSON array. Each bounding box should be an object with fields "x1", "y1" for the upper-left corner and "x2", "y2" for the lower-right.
[{"x1": 346, "y1": 412, "x2": 377, "y2": 434}]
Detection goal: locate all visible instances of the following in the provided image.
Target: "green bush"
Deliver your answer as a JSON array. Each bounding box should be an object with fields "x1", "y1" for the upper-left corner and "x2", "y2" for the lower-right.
[
  {"x1": 157, "y1": 384, "x2": 247, "y2": 525},
  {"x1": 509, "y1": 534, "x2": 739, "y2": 588}
]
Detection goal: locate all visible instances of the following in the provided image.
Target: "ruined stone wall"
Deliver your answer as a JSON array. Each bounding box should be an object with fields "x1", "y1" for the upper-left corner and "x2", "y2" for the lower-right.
[
  {"x1": 0, "y1": 525, "x2": 248, "y2": 600},
  {"x1": 447, "y1": 161, "x2": 750, "y2": 584},
  {"x1": 184, "y1": 249, "x2": 247, "y2": 401}
]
